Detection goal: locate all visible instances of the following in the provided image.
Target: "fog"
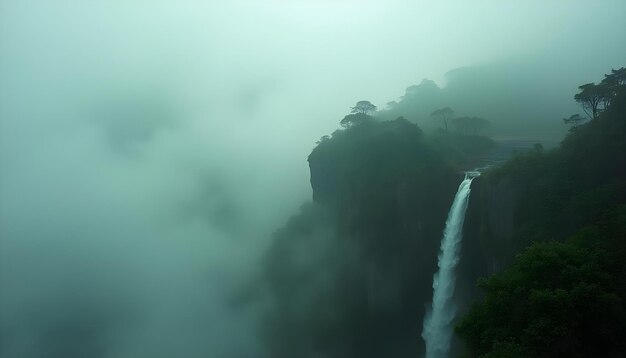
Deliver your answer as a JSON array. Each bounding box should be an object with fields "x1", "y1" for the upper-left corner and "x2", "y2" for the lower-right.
[{"x1": 1, "y1": 0, "x2": 625, "y2": 357}]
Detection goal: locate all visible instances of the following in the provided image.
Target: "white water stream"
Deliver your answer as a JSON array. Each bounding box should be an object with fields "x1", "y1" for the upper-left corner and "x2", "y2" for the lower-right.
[{"x1": 422, "y1": 172, "x2": 478, "y2": 358}]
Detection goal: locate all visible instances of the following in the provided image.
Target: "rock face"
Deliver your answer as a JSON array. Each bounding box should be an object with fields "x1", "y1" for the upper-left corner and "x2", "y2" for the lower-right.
[
  {"x1": 261, "y1": 115, "x2": 513, "y2": 357},
  {"x1": 464, "y1": 175, "x2": 521, "y2": 268},
  {"x1": 308, "y1": 143, "x2": 339, "y2": 204},
  {"x1": 297, "y1": 119, "x2": 551, "y2": 357},
  {"x1": 454, "y1": 175, "x2": 519, "y2": 308},
  {"x1": 484, "y1": 177, "x2": 518, "y2": 243},
  {"x1": 262, "y1": 118, "x2": 463, "y2": 358}
]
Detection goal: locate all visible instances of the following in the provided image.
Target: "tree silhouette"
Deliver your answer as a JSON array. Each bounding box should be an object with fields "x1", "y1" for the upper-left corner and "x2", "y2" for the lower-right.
[
  {"x1": 599, "y1": 67, "x2": 626, "y2": 108},
  {"x1": 574, "y1": 83, "x2": 607, "y2": 119},
  {"x1": 603, "y1": 67, "x2": 626, "y2": 87},
  {"x1": 340, "y1": 113, "x2": 371, "y2": 128},
  {"x1": 431, "y1": 107, "x2": 454, "y2": 132},
  {"x1": 350, "y1": 101, "x2": 377, "y2": 115}
]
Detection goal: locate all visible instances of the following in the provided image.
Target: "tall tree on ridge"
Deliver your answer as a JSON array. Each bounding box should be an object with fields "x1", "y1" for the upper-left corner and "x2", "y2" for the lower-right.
[{"x1": 431, "y1": 107, "x2": 455, "y2": 132}]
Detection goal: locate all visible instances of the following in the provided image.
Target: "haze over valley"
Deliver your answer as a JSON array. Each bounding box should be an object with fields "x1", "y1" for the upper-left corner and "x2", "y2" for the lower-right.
[{"x1": 1, "y1": 1, "x2": 626, "y2": 357}]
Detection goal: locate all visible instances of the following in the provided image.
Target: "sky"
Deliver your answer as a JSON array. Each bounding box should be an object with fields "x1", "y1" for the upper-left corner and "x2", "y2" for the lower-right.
[{"x1": 0, "y1": 0, "x2": 625, "y2": 356}]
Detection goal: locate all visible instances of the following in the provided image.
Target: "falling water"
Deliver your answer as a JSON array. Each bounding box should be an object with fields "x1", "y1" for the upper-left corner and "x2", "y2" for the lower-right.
[{"x1": 422, "y1": 172, "x2": 478, "y2": 358}]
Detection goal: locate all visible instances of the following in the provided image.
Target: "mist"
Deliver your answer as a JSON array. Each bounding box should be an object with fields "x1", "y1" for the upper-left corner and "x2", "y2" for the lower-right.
[{"x1": 1, "y1": 0, "x2": 626, "y2": 357}]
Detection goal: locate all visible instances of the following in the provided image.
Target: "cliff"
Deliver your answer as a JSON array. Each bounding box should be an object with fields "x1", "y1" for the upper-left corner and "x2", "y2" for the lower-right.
[{"x1": 262, "y1": 117, "x2": 465, "y2": 358}]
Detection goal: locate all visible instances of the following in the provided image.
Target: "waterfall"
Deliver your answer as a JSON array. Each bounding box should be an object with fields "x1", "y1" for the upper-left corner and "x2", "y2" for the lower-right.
[{"x1": 422, "y1": 172, "x2": 478, "y2": 358}]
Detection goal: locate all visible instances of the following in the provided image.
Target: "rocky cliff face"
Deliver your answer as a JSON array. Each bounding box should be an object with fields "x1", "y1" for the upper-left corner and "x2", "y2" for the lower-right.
[
  {"x1": 462, "y1": 174, "x2": 522, "y2": 268},
  {"x1": 263, "y1": 118, "x2": 463, "y2": 358},
  {"x1": 259, "y1": 112, "x2": 512, "y2": 357}
]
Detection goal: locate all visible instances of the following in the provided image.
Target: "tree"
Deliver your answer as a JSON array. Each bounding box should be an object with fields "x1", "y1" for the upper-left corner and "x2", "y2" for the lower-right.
[
  {"x1": 340, "y1": 113, "x2": 371, "y2": 128},
  {"x1": 562, "y1": 114, "x2": 586, "y2": 129},
  {"x1": 431, "y1": 107, "x2": 454, "y2": 132},
  {"x1": 456, "y1": 240, "x2": 625, "y2": 357},
  {"x1": 603, "y1": 67, "x2": 626, "y2": 87},
  {"x1": 612, "y1": 67, "x2": 626, "y2": 85},
  {"x1": 350, "y1": 100, "x2": 377, "y2": 115},
  {"x1": 574, "y1": 83, "x2": 608, "y2": 119},
  {"x1": 599, "y1": 67, "x2": 626, "y2": 108},
  {"x1": 574, "y1": 68, "x2": 625, "y2": 120}
]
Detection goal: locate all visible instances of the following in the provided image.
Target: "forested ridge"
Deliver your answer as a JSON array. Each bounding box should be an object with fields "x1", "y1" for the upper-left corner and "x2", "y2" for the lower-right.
[
  {"x1": 456, "y1": 68, "x2": 626, "y2": 357},
  {"x1": 259, "y1": 67, "x2": 626, "y2": 357}
]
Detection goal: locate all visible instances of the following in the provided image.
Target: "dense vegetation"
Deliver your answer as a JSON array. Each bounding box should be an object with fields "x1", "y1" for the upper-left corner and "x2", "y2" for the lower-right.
[
  {"x1": 457, "y1": 68, "x2": 626, "y2": 357},
  {"x1": 259, "y1": 66, "x2": 625, "y2": 357},
  {"x1": 261, "y1": 112, "x2": 493, "y2": 357}
]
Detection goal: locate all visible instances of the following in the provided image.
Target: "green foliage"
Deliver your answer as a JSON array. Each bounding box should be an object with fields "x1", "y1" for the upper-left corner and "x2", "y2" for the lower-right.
[
  {"x1": 575, "y1": 68, "x2": 626, "y2": 119},
  {"x1": 574, "y1": 83, "x2": 608, "y2": 119},
  {"x1": 601, "y1": 67, "x2": 626, "y2": 101},
  {"x1": 460, "y1": 68, "x2": 626, "y2": 357},
  {"x1": 456, "y1": 240, "x2": 625, "y2": 357},
  {"x1": 478, "y1": 87, "x2": 626, "y2": 257},
  {"x1": 431, "y1": 107, "x2": 455, "y2": 131},
  {"x1": 264, "y1": 66, "x2": 626, "y2": 358},
  {"x1": 340, "y1": 112, "x2": 374, "y2": 128},
  {"x1": 350, "y1": 100, "x2": 378, "y2": 115}
]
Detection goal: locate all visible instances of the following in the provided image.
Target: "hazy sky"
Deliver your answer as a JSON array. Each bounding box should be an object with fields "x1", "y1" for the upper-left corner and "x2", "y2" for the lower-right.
[{"x1": 1, "y1": 1, "x2": 625, "y2": 356}]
